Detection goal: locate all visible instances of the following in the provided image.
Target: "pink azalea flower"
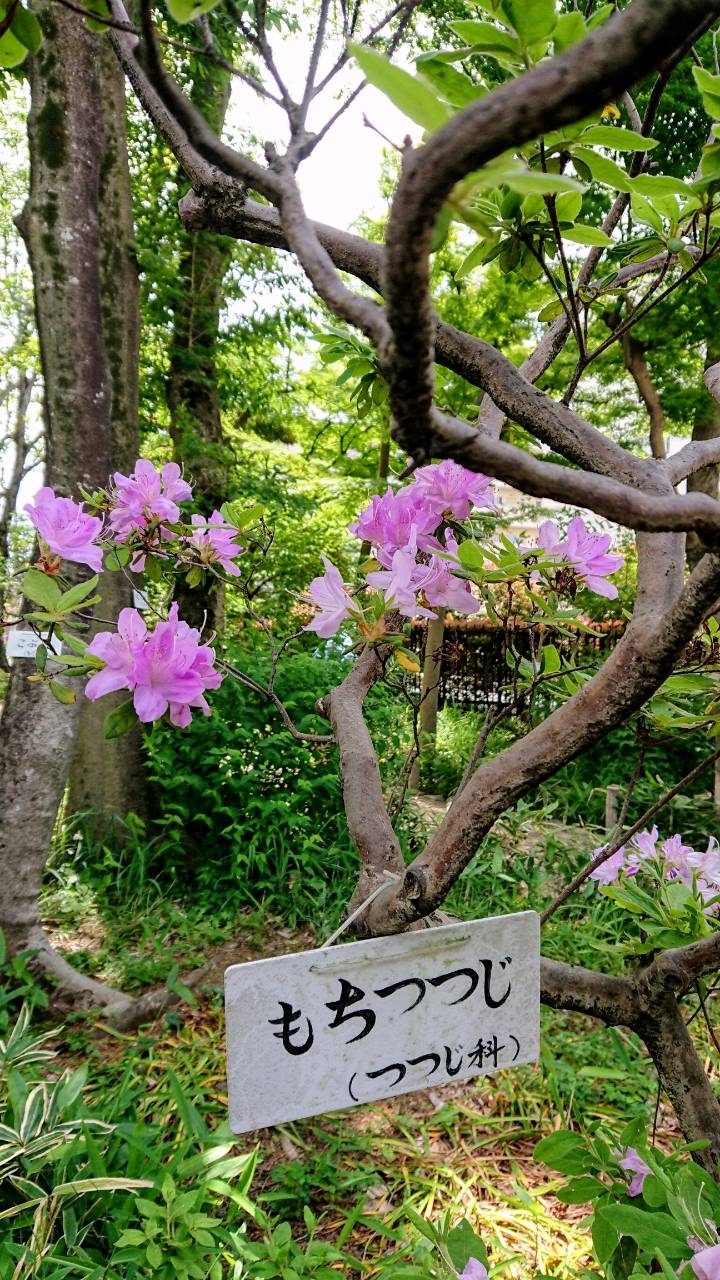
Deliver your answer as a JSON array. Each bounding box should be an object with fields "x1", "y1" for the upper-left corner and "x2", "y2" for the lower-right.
[
  {"x1": 24, "y1": 486, "x2": 104, "y2": 572},
  {"x1": 366, "y1": 537, "x2": 436, "y2": 619},
  {"x1": 533, "y1": 517, "x2": 623, "y2": 598},
  {"x1": 109, "y1": 459, "x2": 192, "y2": 540},
  {"x1": 410, "y1": 459, "x2": 498, "y2": 521},
  {"x1": 349, "y1": 487, "x2": 440, "y2": 562},
  {"x1": 86, "y1": 604, "x2": 221, "y2": 727},
  {"x1": 536, "y1": 519, "x2": 563, "y2": 557},
  {"x1": 662, "y1": 833, "x2": 696, "y2": 885},
  {"x1": 459, "y1": 1260, "x2": 489, "y2": 1280},
  {"x1": 691, "y1": 1242, "x2": 720, "y2": 1280},
  {"x1": 589, "y1": 846, "x2": 627, "y2": 885},
  {"x1": 632, "y1": 825, "x2": 659, "y2": 862},
  {"x1": 618, "y1": 1147, "x2": 652, "y2": 1196},
  {"x1": 303, "y1": 556, "x2": 356, "y2": 638},
  {"x1": 85, "y1": 607, "x2": 148, "y2": 699},
  {"x1": 185, "y1": 512, "x2": 243, "y2": 576},
  {"x1": 563, "y1": 516, "x2": 624, "y2": 598},
  {"x1": 422, "y1": 535, "x2": 480, "y2": 615}
]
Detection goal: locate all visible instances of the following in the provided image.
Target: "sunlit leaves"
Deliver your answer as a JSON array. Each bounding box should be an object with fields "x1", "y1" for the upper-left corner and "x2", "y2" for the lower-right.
[
  {"x1": 0, "y1": 1, "x2": 42, "y2": 64},
  {"x1": 693, "y1": 65, "x2": 720, "y2": 123},
  {"x1": 165, "y1": 0, "x2": 223, "y2": 23},
  {"x1": 578, "y1": 125, "x2": 657, "y2": 151},
  {"x1": 503, "y1": 0, "x2": 556, "y2": 48},
  {"x1": 349, "y1": 44, "x2": 451, "y2": 133}
]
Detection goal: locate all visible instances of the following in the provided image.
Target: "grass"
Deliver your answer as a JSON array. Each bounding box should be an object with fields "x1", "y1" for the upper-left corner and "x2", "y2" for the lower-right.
[
  {"x1": 39, "y1": 887, "x2": 663, "y2": 1276},
  {"x1": 25, "y1": 793, "x2": 720, "y2": 1277}
]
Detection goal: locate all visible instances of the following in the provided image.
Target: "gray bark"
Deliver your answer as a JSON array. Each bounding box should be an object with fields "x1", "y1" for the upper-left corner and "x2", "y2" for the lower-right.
[
  {"x1": 0, "y1": 2, "x2": 134, "y2": 996},
  {"x1": 67, "y1": 40, "x2": 148, "y2": 831}
]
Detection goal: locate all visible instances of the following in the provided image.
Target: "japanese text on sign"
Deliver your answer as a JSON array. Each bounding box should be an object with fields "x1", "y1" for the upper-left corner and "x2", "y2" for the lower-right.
[{"x1": 224, "y1": 911, "x2": 539, "y2": 1132}]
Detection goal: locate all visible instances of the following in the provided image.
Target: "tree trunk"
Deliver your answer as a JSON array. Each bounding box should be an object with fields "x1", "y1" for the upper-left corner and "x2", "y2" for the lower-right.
[
  {"x1": 0, "y1": 1, "x2": 134, "y2": 989},
  {"x1": 66, "y1": 40, "x2": 148, "y2": 831},
  {"x1": 409, "y1": 610, "x2": 445, "y2": 791},
  {"x1": 686, "y1": 339, "x2": 720, "y2": 570},
  {"x1": 166, "y1": 64, "x2": 232, "y2": 632}
]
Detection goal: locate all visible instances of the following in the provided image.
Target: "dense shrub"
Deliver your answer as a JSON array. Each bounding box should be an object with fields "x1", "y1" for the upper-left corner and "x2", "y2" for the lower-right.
[{"x1": 110, "y1": 649, "x2": 413, "y2": 924}]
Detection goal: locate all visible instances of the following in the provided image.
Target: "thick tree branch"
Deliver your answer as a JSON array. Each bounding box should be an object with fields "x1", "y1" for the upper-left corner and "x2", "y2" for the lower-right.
[
  {"x1": 381, "y1": 0, "x2": 719, "y2": 459},
  {"x1": 359, "y1": 547, "x2": 720, "y2": 932},
  {"x1": 108, "y1": 0, "x2": 283, "y2": 200},
  {"x1": 321, "y1": 645, "x2": 407, "y2": 896},
  {"x1": 668, "y1": 436, "x2": 720, "y2": 485},
  {"x1": 269, "y1": 153, "x2": 388, "y2": 344},
  {"x1": 540, "y1": 958, "x2": 640, "y2": 1026}
]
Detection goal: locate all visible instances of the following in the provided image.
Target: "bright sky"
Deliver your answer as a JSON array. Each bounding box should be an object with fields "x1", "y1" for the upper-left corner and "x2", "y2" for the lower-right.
[{"x1": 229, "y1": 30, "x2": 423, "y2": 231}]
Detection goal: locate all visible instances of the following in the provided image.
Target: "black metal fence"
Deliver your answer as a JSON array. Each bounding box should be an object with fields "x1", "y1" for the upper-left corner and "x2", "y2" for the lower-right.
[{"x1": 408, "y1": 619, "x2": 624, "y2": 711}]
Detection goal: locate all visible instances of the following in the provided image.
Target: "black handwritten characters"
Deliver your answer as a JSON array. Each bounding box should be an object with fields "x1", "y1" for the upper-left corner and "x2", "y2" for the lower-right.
[
  {"x1": 225, "y1": 914, "x2": 540, "y2": 1131},
  {"x1": 347, "y1": 1036, "x2": 520, "y2": 1103},
  {"x1": 269, "y1": 958, "x2": 513, "y2": 1054}
]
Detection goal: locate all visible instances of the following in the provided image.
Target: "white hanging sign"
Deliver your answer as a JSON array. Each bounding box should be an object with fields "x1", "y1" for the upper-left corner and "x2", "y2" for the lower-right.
[
  {"x1": 132, "y1": 589, "x2": 150, "y2": 612},
  {"x1": 6, "y1": 630, "x2": 50, "y2": 659},
  {"x1": 225, "y1": 910, "x2": 540, "y2": 1132}
]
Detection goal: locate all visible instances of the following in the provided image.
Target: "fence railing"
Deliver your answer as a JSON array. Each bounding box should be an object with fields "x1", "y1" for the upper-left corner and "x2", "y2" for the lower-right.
[{"x1": 408, "y1": 618, "x2": 625, "y2": 712}]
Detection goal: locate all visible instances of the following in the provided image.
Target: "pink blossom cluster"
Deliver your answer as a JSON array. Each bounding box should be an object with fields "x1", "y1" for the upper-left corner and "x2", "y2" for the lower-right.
[
  {"x1": 85, "y1": 603, "x2": 221, "y2": 728},
  {"x1": 305, "y1": 461, "x2": 496, "y2": 636},
  {"x1": 534, "y1": 516, "x2": 625, "y2": 599},
  {"x1": 590, "y1": 825, "x2": 720, "y2": 909},
  {"x1": 109, "y1": 459, "x2": 192, "y2": 540},
  {"x1": 184, "y1": 511, "x2": 244, "y2": 575},
  {"x1": 24, "y1": 487, "x2": 104, "y2": 572}
]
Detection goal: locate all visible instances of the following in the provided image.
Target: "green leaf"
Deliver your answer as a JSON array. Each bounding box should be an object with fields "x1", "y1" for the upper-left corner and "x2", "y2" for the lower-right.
[
  {"x1": 35, "y1": 644, "x2": 47, "y2": 673},
  {"x1": 556, "y1": 1175, "x2": 606, "y2": 1204},
  {"x1": 185, "y1": 566, "x2": 204, "y2": 588},
  {"x1": 552, "y1": 11, "x2": 586, "y2": 52},
  {"x1": 22, "y1": 569, "x2": 62, "y2": 610},
  {"x1": 555, "y1": 189, "x2": 583, "y2": 222},
  {"x1": 0, "y1": 25, "x2": 29, "y2": 67},
  {"x1": 573, "y1": 147, "x2": 632, "y2": 192},
  {"x1": 449, "y1": 20, "x2": 520, "y2": 57},
  {"x1": 483, "y1": 157, "x2": 584, "y2": 196},
  {"x1": 57, "y1": 575, "x2": 100, "y2": 612},
  {"x1": 631, "y1": 173, "x2": 695, "y2": 200},
  {"x1": 146, "y1": 1242, "x2": 163, "y2": 1268},
  {"x1": 83, "y1": 0, "x2": 111, "y2": 31},
  {"x1": 504, "y1": 0, "x2": 556, "y2": 47},
  {"x1": 415, "y1": 56, "x2": 485, "y2": 107},
  {"x1": 693, "y1": 65, "x2": 720, "y2": 122},
  {"x1": 350, "y1": 44, "x2": 450, "y2": 132},
  {"x1": 537, "y1": 297, "x2": 565, "y2": 322},
  {"x1": 49, "y1": 681, "x2": 76, "y2": 706},
  {"x1": 446, "y1": 1220, "x2": 489, "y2": 1270},
  {"x1": 165, "y1": 0, "x2": 222, "y2": 21},
  {"x1": 103, "y1": 700, "x2": 138, "y2": 740},
  {"x1": 104, "y1": 544, "x2": 131, "y2": 571},
  {"x1": 455, "y1": 239, "x2": 499, "y2": 280},
  {"x1": 601, "y1": 1205, "x2": 688, "y2": 1259},
  {"x1": 561, "y1": 223, "x2": 613, "y2": 246},
  {"x1": 579, "y1": 125, "x2": 658, "y2": 151},
  {"x1": 631, "y1": 191, "x2": 664, "y2": 234},
  {"x1": 592, "y1": 1208, "x2": 618, "y2": 1264},
  {"x1": 10, "y1": 4, "x2": 42, "y2": 52}
]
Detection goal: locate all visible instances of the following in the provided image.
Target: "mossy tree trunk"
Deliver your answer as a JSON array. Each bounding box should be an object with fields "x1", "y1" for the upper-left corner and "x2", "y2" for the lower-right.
[
  {"x1": 0, "y1": 3, "x2": 142, "y2": 997},
  {"x1": 66, "y1": 39, "x2": 149, "y2": 833}
]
